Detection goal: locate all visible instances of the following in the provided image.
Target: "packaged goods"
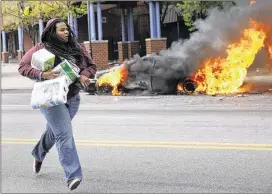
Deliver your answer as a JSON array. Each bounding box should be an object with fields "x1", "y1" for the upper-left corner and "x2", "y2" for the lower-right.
[
  {"x1": 30, "y1": 75, "x2": 69, "y2": 109},
  {"x1": 31, "y1": 49, "x2": 55, "y2": 72},
  {"x1": 30, "y1": 53, "x2": 81, "y2": 109},
  {"x1": 52, "y1": 59, "x2": 80, "y2": 84}
]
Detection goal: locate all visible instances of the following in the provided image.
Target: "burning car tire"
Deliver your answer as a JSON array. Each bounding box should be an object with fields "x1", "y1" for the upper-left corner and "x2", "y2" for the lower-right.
[{"x1": 182, "y1": 78, "x2": 198, "y2": 93}]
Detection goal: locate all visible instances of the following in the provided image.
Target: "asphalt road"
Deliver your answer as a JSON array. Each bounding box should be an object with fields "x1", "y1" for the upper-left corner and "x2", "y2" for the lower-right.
[{"x1": 2, "y1": 92, "x2": 272, "y2": 193}]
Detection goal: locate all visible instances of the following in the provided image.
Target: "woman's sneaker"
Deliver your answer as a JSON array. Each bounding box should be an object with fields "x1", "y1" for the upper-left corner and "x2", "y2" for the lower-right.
[
  {"x1": 68, "y1": 178, "x2": 81, "y2": 190},
  {"x1": 33, "y1": 159, "x2": 42, "y2": 174}
]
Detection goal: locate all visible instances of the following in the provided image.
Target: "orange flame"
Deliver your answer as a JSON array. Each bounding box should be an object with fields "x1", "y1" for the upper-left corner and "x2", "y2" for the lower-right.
[
  {"x1": 97, "y1": 66, "x2": 128, "y2": 95},
  {"x1": 177, "y1": 83, "x2": 183, "y2": 91},
  {"x1": 268, "y1": 45, "x2": 272, "y2": 59},
  {"x1": 193, "y1": 20, "x2": 268, "y2": 95},
  {"x1": 267, "y1": 42, "x2": 272, "y2": 71},
  {"x1": 267, "y1": 38, "x2": 272, "y2": 60}
]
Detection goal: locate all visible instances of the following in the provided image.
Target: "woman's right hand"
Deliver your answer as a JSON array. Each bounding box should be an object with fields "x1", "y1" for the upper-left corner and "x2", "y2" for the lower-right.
[{"x1": 41, "y1": 71, "x2": 59, "y2": 80}]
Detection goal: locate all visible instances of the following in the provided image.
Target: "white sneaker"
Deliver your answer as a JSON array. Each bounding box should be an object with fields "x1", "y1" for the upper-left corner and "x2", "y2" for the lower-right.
[{"x1": 68, "y1": 178, "x2": 81, "y2": 190}]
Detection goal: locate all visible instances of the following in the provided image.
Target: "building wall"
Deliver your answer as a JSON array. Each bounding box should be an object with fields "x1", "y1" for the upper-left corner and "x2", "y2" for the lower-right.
[
  {"x1": 77, "y1": 8, "x2": 123, "y2": 60},
  {"x1": 5, "y1": 28, "x2": 38, "y2": 57},
  {"x1": 77, "y1": 15, "x2": 88, "y2": 43},
  {"x1": 6, "y1": 32, "x2": 17, "y2": 58},
  {"x1": 24, "y1": 31, "x2": 34, "y2": 53},
  {"x1": 7, "y1": 3, "x2": 153, "y2": 60},
  {"x1": 77, "y1": 3, "x2": 151, "y2": 61},
  {"x1": 161, "y1": 20, "x2": 190, "y2": 48},
  {"x1": 8, "y1": 3, "x2": 189, "y2": 61}
]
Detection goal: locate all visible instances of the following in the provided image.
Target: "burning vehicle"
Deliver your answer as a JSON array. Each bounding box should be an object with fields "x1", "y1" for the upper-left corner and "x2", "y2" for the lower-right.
[
  {"x1": 86, "y1": 54, "x2": 196, "y2": 95},
  {"x1": 87, "y1": 0, "x2": 272, "y2": 96}
]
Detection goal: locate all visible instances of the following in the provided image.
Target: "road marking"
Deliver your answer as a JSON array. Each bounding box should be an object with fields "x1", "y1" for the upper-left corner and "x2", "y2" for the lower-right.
[
  {"x1": 2, "y1": 141, "x2": 272, "y2": 151},
  {"x1": 2, "y1": 138, "x2": 272, "y2": 147},
  {"x1": 2, "y1": 138, "x2": 272, "y2": 151}
]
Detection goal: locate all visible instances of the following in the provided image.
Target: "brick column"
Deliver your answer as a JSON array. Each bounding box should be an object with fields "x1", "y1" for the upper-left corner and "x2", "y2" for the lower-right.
[
  {"x1": 128, "y1": 41, "x2": 139, "y2": 58},
  {"x1": 84, "y1": 40, "x2": 108, "y2": 70},
  {"x1": 145, "y1": 38, "x2": 167, "y2": 55},
  {"x1": 118, "y1": 41, "x2": 128, "y2": 63},
  {"x1": 2, "y1": 52, "x2": 9, "y2": 63}
]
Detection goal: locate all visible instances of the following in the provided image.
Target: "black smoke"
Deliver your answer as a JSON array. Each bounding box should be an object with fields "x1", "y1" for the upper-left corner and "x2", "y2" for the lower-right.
[{"x1": 123, "y1": 1, "x2": 272, "y2": 94}]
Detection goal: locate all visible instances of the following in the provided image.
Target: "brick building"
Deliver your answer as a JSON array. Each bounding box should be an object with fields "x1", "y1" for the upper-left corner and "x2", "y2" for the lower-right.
[
  {"x1": 76, "y1": 2, "x2": 151, "y2": 61},
  {"x1": 1, "y1": 2, "x2": 189, "y2": 68}
]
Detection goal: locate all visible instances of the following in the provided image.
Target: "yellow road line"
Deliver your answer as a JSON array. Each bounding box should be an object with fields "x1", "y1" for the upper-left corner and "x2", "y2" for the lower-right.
[
  {"x1": 2, "y1": 138, "x2": 272, "y2": 147},
  {"x1": 2, "y1": 141, "x2": 272, "y2": 151}
]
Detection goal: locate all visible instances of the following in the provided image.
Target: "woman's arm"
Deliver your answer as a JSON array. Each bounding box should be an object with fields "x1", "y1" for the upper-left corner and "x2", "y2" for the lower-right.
[
  {"x1": 79, "y1": 44, "x2": 97, "y2": 79},
  {"x1": 18, "y1": 43, "x2": 44, "y2": 80}
]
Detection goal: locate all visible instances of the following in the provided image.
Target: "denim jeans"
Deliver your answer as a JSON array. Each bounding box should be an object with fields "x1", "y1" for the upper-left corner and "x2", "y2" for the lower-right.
[{"x1": 32, "y1": 93, "x2": 82, "y2": 183}]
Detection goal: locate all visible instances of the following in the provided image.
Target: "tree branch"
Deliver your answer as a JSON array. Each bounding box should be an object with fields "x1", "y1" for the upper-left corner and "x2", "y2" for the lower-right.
[
  {"x1": 59, "y1": 1, "x2": 68, "y2": 7},
  {"x1": 41, "y1": 1, "x2": 55, "y2": 8},
  {"x1": 2, "y1": 11, "x2": 21, "y2": 19}
]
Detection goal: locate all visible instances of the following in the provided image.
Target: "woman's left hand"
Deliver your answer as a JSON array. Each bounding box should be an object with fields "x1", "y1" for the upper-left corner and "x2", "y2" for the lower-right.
[{"x1": 79, "y1": 75, "x2": 90, "y2": 89}]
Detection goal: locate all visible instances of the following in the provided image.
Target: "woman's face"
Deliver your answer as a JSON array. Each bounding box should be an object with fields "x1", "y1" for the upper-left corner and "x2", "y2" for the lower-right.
[{"x1": 56, "y1": 22, "x2": 69, "y2": 43}]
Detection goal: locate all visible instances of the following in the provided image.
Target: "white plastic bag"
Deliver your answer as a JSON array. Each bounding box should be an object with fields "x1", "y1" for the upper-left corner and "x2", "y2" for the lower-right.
[
  {"x1": 31, "y1": 75, "x2": 69, "y2": 109},
  {"x1": 31, "y1": 48, "x2": 55, "y2": 72}
]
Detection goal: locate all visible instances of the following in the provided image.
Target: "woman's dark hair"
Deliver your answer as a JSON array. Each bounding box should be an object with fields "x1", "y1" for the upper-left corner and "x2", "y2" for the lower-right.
[{"x1": 42, "y1": 19, "x2": 83, "y2": 64}]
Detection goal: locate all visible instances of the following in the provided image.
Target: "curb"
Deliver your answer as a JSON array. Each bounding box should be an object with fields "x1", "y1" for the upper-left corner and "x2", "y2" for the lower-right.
[
  {"x1": 1, "y1": 89, "x2": 33, "y2": 93},
  {"x1": 1, "y1": 89, "x2": 93, "y2": 94}
]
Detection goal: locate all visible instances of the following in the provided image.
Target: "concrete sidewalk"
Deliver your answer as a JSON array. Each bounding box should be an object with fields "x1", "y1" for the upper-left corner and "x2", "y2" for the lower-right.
[{"x1": 1, "y1": 61, "x2": 35, "y2": 91}]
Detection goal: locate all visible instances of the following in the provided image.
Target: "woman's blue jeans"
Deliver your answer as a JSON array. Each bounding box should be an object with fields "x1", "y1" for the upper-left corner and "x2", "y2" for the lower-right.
[{"x1": 31, "y1": 93, "x2": 82, "y2": 183}]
